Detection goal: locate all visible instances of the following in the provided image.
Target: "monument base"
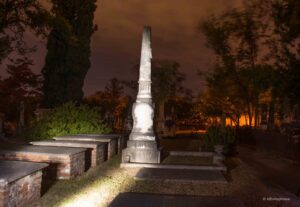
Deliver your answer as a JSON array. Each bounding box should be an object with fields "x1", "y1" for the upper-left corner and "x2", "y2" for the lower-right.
[{"x1": 122, "y1": 140, "x2": 161, "y2": 164}]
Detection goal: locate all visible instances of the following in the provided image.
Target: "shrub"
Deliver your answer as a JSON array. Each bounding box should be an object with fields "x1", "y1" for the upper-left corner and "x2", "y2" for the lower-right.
[
  {"x1": 204, "y1": 124, "x2": 236, "y2": 155},
  {"x1": 24, "y1": 102, "x2": 111, "y2": 141}
]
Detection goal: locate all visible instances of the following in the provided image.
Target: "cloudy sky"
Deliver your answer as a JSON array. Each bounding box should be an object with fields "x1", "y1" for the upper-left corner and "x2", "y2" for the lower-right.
[{"x1": 1, "y1": 0, "x2": 243, "y2": 96}]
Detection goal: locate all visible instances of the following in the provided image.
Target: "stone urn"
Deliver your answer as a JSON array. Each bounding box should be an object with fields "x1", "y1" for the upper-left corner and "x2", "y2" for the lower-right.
[{"x1": 214, "y1": 145, "x2": 224, "y2": 155}]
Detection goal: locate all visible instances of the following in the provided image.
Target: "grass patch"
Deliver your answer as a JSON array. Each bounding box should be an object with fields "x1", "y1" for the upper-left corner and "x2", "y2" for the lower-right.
[
  {"x1": 29, "y1": 154, "x2": 287, "y2": 207},
  {"x1": 29, "y1": 155, "x2": 135, "y2": 207}
]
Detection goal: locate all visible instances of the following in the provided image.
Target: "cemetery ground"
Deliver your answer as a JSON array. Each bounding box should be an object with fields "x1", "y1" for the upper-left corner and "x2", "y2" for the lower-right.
[{"x1": 25, "y1": 137, "x2": 300, "y2": 207}]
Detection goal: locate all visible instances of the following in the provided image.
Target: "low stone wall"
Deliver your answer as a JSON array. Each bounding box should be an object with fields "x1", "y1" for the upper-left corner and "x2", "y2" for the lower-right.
[
  {"x1": 0, "y1": 152, "x2": 85, "y2": 180},
  {"x1": 0, "y1": 170, "x2": 42, "y2": 207}
]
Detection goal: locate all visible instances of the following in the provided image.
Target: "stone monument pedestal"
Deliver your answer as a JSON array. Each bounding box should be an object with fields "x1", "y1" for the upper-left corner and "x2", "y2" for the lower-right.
[
  {"x1": 122, "y1": 140, "x2": 161, "y2": 164},
  {"x1": 121, "y1": 26, "x2": 161, "y2": 164}
]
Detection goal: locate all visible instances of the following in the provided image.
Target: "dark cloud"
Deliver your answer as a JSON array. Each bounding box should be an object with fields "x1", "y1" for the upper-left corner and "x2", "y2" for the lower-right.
[{"x1": 1, "y1": 0, "x2": 243, "y2": 96}]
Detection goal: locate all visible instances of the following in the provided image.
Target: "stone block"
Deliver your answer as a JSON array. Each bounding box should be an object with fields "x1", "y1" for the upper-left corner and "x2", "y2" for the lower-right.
[
  {"x1": 0, "y1": 160, "x2": 48, "y2": 207},
  {"x1": 122, "y1": 147, "x2": 161, "y2": 164},
  {"x1": 109, "y1": 193, "x2": 245, "y2": 207},
  {"x1": 30, "y1": 140, "x2": 107, "y2": 168},
  {"x1": 53, "y1": 134, "x2": 123, "y2": 159},
  {"x1": 0, "y1": 145, "x2": 86, "y2": 180}
]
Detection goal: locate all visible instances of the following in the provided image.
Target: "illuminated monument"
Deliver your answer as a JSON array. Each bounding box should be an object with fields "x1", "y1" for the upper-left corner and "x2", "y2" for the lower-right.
[{"x1": 122, "y1": 26, "x2": 161, "y2": 164}]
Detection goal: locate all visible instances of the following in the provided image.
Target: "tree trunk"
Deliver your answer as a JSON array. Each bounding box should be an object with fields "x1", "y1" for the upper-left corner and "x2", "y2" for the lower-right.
[
  {"x1": 247, "y1": 103, "x2": 253, "y2": 127},
  {"x1": 268, "y1": 100, "x2": 275, "y2": 130},
  {"x1": 254, "y1": 104, "x2": 259, "y2": 128}
]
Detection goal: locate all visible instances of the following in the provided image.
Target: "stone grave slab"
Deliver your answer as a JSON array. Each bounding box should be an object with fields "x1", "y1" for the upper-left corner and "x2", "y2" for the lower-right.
[
  {"x1": 0, "y1": 160, "x2": 48, "y2": 207},
  {"x1": 167, "y1": 151, "x2": 227, "y2": 171},
  {"x1": 109, "y1": 192, "x2": 245, "y2": 207},
  {"x1": 134, "y1": 168, "x2": 227, "y2": 183},
  {"x1": 76, "y1": 134, "x2": 126, "y2": 152},
  {"x1": 53, "y1": 134, "x2": 122, "y2": 158},
  {"x1": 0, "y1": 145, "x2": 86, "y2": 180},
  {"x1": 162, "y1": 155, "x2": 214, "y2": 166},
  {"x1": 30, "y1": 140, "x2": 107, "y2": 169}
]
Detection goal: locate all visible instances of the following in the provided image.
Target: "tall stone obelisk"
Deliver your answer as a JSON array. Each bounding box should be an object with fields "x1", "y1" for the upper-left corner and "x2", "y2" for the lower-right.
[{"x1": 122, "y1": 26, "x2": 161, "y2": 164}]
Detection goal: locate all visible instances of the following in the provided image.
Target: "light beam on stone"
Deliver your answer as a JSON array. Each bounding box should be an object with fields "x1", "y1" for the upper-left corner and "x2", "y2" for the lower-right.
[{"x1": 122, "y1": 26, "x2": 161, "y2": 164}]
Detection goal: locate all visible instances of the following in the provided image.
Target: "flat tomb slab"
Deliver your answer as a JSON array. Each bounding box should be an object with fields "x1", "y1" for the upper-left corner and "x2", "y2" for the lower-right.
[
  {"x1": 0, "y1": 160, "x2": 48, "y2": 184},
  {"x1": 54, "y1": 135, "x2": 119, "y2": 158},
  {"x1": 0, "y1": 144, "x2": 85, "y2": 155},
  {"x1": 54, "y1": 134, "x2": 127, "y2": 153},
  {"x1": 77, "y1": 134, "x2": 128, "y2": 153},
  {"x1": 120, "y1": 163, "x2": 226, "y2": 171},
  {"x1": 162, "y1": 155, "x2": 215, "y2": 166},
  {"x1": 109, "y1": 193, "x2": 245, "y2": 207},
  {"x1": 30, "y1": 140, "x2": 107, "y2": 167},
  {"x1": 134, "y1": 168, "x2": 227, "y2": 183},
  {"x1": 0, "y1": 145, "x2": 86, "y2": 180},
  {"x1": 0, "y1": 160, "x2": 48, "y2": 207},
  {"x1": 69, "y1": 134, "x2": 121, "y2": 139}
]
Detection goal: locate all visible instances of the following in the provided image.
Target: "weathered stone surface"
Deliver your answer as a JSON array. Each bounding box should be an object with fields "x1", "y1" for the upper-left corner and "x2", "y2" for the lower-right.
[
  {"x1": 54, "y1": 135, "x2": 120, "y2": 159},
  {"x1": 109, "y1": 193, "x2": 245, "y2": 207},
  {"x1": 55, "y1": 134, "x2": 125, "y2": 149},
  {"x1": 120, "y1": 163, "x2": 226, "y2": 171},
  {"x1": 0, "y1": 160, "x2": 47, "y2": 207},
  {"x1": 134, "y1": 168, "x2": 227, "y2": 183},
  {"x1": 122, "y1": 27, "x2": 161, "y2": 164},
  {"x1": 0, "y1": 160, "x2": 48, "y2": 184},
  {"x1": 30, "y1": 140, "x2": 107, "y2": 168},
  {"x1": 122, "y1": 147, "x2": 161, "y2": 164},
  {"x1": 0, "y1": 145, "x2": 86, "y2": 180},
  {"x1": 0, "y1": 144, "x2": 85, "y2": 155},
  {"x1": 164, "y1": 152, "x2": 227, "y2": 171},
  {"x1": 169, "y1": 151, "x2": 214, "y2": 157}
]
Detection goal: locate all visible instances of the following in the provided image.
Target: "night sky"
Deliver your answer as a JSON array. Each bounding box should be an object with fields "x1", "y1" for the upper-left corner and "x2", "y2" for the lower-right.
[{"x1": 1, "y1": 0, "x2": 243, "y2": 96}]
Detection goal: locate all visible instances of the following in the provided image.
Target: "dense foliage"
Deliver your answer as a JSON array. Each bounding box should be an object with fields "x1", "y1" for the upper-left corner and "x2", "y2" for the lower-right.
[
  {"x1": 42, "y1": 0, "x2": 97, "y2": 107},
  {"x1": 0, "y1": 58, "x2": 42, "y2": 123},
  {"x1": 25, "y1": 102, "x2": 111, "y2": 141},
  {"x1": 199, "y1": 0, "x2": 300, "y2": 128},
  {"x1": 204, "y1": 125, "x2": 236, "y2": 154},
  {"x1": 84, "y1": 78, "x2": 132, "y2": 131}
]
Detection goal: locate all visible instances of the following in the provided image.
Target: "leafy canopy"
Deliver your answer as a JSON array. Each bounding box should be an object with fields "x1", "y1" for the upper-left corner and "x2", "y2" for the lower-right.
[{"x1": 25, "y1": 102, "x2": 111, "y2": 141}]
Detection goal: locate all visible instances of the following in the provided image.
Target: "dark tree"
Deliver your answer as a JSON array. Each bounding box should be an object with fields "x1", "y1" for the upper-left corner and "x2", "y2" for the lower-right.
[
  {"x1": 124, "y1": 59, "x2": 186, "y2": 104},
  {"x1": 42, "y1": 0, "x2": 97, "y2": 107},
  {"x1": 0, "y1": 0, "x2": 51, "y2": 63},
  {"x1": 199, "y1": 0, "x2": 300, "y2": 128},
  {"x1": 0, "y1": 58, "x2": 42, "y2": 122},
  {"x1": 84, "y1": 78, "x2": 130, "y2": 131}
]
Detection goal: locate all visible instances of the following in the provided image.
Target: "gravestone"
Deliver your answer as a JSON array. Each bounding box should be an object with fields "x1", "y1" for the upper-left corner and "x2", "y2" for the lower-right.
[
  {"x1": 0, "y1": 145, "x2": 86, "y2": 180},
  {"x1": 122, "y1": 26, "x2": 161, "y2": 164},
  {"x1": 0, "y1": 160, "x2": 48, "y2": 207},
  {"x1": 109, "y1": 193, "x2": 245, "y2": 207},
  {"x1": 54, "y1": 134, "x2": 122, "y2": 158},
  {"x1": 134, "y1": 168, "x2": 227, "y2": 183},
  {"x1": 30, "y1": 140, "x2": 107, "y2": 168}
]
